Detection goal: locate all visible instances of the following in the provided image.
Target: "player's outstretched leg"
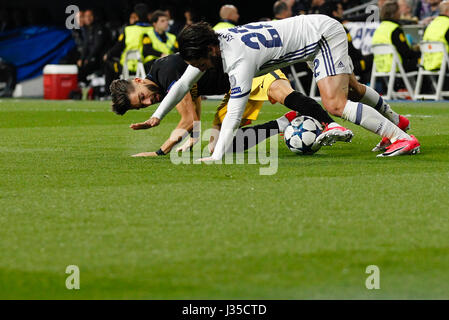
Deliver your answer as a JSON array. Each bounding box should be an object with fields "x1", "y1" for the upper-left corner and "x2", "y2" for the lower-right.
[
  {"x1": 219, "y1": 109, "x2": 341, "y2": 153},
  {"x1": 225, "y1": 111, "x2": 301, "y2": 153},
  {"x1": 318, "y1": 74, "x2": 420, "y2": 157},
  {"x1": 267, "y1": 80, "x2": 354, "y2": 147},
  {"x1": 348, "y1": 74, "x2": 411, "y2": 152}
]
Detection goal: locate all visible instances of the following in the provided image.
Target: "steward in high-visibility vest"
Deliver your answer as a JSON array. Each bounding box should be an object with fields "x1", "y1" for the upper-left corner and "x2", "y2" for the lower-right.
[
  {"x1": 119, "y1": 23, "x2": 152, "y2": 72},
  {"x1": 371, "y1": 1, "x2": 420, "y2": 73},
  {"x1": 213, "y1": 21, "x2": 235, "y2": 31},
  {"x1": 104, "y1": 22, "x2": 151, "y2": 73},
  {"x1": 423, "y1": 15, "x2": 449, "y2": 70},
  {"x1": 142, "y1": 10, "x2": 178, "y2": 65},
  {"x1": 104, "y1": 3, "x2": 151, "y2": 95}
]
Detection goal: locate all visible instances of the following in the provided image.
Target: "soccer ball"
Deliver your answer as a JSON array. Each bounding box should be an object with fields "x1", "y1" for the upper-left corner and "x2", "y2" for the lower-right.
[{"x1": 284, "y1": 116, "x2": 323, "y2": 155}]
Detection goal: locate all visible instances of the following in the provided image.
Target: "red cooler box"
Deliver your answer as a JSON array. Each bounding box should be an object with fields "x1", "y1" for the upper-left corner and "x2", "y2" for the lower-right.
[{"x1": 43, "y1": 64, "x2": 78, "y2": 99}]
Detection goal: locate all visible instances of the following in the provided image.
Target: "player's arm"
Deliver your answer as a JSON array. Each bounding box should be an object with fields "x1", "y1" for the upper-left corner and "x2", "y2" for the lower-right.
[
  {"x1": 159, "y1": 92, "x2": 199, "y2": 153},
  {"x1": 201, "y1": 65, "x2": 254, "y2": 161},
  {"x1": 132, "y1": 92, "x2": 200, "y2": 157},
  {"x1": 135, "y1": 65, "x2": 204, "y2": 128},
  {"x1": 105, "y1": 33, "x2": 125, "y2": 60},
  {"x1": 391, "y1": 28, "x2": 420, "y2": 60}
]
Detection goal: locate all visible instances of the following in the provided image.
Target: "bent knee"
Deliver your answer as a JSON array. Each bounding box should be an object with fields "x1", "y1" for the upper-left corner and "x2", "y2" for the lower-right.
[
  {"x1": 267, "y1": 79, "x2": 293, "y2": 104},
  {"x1": 322, "y1": 100, "x2": 347, "y2": 117}
]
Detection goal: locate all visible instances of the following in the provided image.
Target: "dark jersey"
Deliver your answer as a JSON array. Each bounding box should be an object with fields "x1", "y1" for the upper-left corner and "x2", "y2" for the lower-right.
[{"x1": 146, "y1": 53, "x2": 230, "y2": 97}]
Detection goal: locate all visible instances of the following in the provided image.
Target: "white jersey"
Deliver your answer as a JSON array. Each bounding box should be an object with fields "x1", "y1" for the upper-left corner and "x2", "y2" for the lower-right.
[
  {"x1": 217, "y1": 14, "x2": 340, "y2": 98},
  {"x1": 151, "y1": 14, "x2": 348, "y2": 160}
]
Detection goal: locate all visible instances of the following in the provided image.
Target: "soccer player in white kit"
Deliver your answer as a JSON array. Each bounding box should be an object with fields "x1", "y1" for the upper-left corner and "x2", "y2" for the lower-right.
[{"x1": 139, "y1": 14, "x2": 420, "y2": 160}]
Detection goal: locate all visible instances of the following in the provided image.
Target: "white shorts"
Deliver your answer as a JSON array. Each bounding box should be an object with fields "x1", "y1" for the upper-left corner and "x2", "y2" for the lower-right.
[{"x1": 307, "y1": 22, "x2": 354, "y2": 82}]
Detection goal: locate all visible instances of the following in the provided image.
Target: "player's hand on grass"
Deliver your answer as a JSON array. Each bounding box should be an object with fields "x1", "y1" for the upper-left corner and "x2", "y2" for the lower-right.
[
  {"x1": 176, "y1": 137, "x2": 198, "y2": 152},
  {"x1": 131, "y1": 152, "x2": 158, "y2": 157},
  {"x1": 196, "y1": 157, "x2": 216, "y2": 162},
  {"x1": 130, "y1": 117, "x2": 160, "y2": 130}
]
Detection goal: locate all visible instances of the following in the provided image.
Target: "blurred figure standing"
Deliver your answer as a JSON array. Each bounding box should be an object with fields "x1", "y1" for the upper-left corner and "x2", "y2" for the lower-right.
[{"x1": 77, "y1": 9, "x2": 108, "y2": 86}]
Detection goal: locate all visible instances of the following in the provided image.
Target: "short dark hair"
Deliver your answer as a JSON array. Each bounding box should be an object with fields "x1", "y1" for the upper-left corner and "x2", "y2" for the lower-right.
[
  {"x1": 134, "y1": 3, "x2": 149, "y2": 22},
  {"x1": 178, "y1": 22, "x2": 219, "y2": 61},
  {"x1": 273, "y1": 1, "x2": 288, "y2": 16},
  {"x1": 150, "y1": 10, "x2": 168, "y2": 24},
  {"x1": 110, "y1": 79, "x2": 134, "y2": 115},
  {"x1": 381, "y1": 1, "x2": 399, "y2": 20}
]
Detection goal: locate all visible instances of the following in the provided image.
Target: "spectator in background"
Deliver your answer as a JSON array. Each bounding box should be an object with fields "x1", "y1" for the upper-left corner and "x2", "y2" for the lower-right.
[
  {"x1": 73, "y1": 10, "x2": 84, "y2": 48},
  {"x1": 398, "y1": 0, "x2": 419, "y2": 22},
  {"x1": 422, "y1": 0, "x2": 449, "y2": 70},
  {"x1": 142, "y1": 10, "x2": 178, "y2": 69},
  {"x1": 379, "y1": 0, "x2": 389, "y2": 8},
  {"x1": 273, "y1": 1, "x2": 293, "y2": 19},
  {"x1": 104, "y1": 3, "x2": 151, "y2": 95},
  {"x1": 77, "y1": 9, "x2": 108, "y2": 86},
  {"x1": 372, "y1": 1, "x2": 421, "y2": 73},
  {"x1": 129, "y1": 12, "x2": 138, "y2": 26},
  {"x1": 420, "y1": 0, "x2": 442, "y2": 24},
  {"x1": 162, "y1": 6, "x2": 185, "y2": 36},
  {"x1": 184, "y1": 8, "x2": 198, "y2": 27},
  {"x1": 213, "y1": 5, "x2": 240, "y2": 30}
]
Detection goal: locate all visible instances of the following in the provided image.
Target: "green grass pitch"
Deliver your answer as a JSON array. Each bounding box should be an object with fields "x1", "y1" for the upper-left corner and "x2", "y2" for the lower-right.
[{"x1": 0, "y1": 98, "x2": 448, "y2": 299}]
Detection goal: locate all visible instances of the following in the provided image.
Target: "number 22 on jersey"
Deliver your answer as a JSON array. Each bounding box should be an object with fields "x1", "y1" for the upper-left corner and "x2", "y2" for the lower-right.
[{"x1": 228, "y1": 24, "x2": 283, "y2": 50}]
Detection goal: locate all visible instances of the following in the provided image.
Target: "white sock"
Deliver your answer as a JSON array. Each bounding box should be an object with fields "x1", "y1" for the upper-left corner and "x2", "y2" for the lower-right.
[
  {"x1": 276, "y1": 115, "x2": 290, "y2": 133},
  {"x1": 360, "y1": 85, "x2": 400, "y2": 125},
  {"x1": 342, "y1": 101, "x2": 410, "y2": 142}
]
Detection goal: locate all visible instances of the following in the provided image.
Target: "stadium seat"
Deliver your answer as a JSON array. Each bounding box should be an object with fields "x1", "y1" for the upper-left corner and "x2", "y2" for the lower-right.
[
  {"x1": 309, "y1": 77, "x2": 320, "y2": 101},
  {"x1": 370, "y1": 44, "x2": 417, "y2": 100},
  {"x1": 414, "y1": 41, "x2": 449, "y2": 101},
  {"x1": 121, "y1": 50, "x2": 146, "y2": 80},
  {"x1": 287, "y1": 65, "x2": 308, "y2": 95}
]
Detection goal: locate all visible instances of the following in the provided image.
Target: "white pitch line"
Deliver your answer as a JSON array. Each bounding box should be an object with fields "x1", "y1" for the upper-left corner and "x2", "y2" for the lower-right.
[{"x1": 404, "y1": 114, "x2": 433, "y2": 118}]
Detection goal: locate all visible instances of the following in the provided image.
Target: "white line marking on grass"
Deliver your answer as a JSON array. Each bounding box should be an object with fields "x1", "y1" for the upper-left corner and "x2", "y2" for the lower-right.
[{"x1": 404, "y1": 114, "x2": 433, "y2": 118}]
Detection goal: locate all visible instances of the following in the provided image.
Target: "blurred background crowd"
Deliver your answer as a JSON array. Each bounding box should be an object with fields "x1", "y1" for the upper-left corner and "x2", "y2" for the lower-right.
[{"x1": 0, "y1": 0, "x2": 448, "y2": 99}]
